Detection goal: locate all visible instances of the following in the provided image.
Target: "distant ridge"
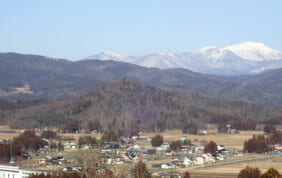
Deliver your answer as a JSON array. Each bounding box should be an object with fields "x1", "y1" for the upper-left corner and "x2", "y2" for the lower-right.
[
  {"x1": 1, "y1": 52, "x2": 282, "y2": 108},
  {"x1": 87, "y1": 42, "x2": 282, "y2": 75}
]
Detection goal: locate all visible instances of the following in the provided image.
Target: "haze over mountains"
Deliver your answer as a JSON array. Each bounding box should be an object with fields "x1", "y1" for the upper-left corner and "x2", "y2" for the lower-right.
[
  {"x1": 1, "y1": 52, "x2": 282, "y2": 108},
  {"x1": 87, "y1": 42, "x2": 282, "y2": 75}
]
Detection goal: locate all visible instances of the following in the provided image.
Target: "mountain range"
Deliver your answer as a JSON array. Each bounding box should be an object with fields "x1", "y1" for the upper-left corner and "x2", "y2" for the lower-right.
[
  {"x1": 5, "y1": 80, "x2": 282, "y2": 130},
  {"x1": 87, "y1": 42, "x2": 282, "y2": 75},
  {"x1": 1, "y1": 52, "x2": 282, "y2": 108}
]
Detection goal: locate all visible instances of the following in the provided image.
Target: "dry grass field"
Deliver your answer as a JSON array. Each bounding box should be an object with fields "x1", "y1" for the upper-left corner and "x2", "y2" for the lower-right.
[
  {"x1": 0, "y1": 125, "x2": 21, "y2": 139},
  {"x1": 187, "y1": 155, "x2": 282, "y2": 178},
  {"x1": 143, "y1": 129, "x2": 264, "y2": 150},
  {"x1": 0, "y1": 125, "x2": 103, "y2": 141},
  {"x1": 59, "y1": 133, "x2": 102, "y2": 141}
]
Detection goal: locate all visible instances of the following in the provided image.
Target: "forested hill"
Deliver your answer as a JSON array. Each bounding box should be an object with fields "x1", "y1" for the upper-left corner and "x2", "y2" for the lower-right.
[
  {"x1": 4, "y1": 80, "x2": 282, "y2": 131},
  {"x1": 1, "y1": 52, "x2": 282, "y2": 107}
]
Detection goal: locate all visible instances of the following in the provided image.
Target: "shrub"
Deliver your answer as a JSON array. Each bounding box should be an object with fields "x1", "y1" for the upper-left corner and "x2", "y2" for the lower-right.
[
  {"x1": 169, "y1": 140, "x2": 182, "y2": 152},
  {"x1": 204, "y1": 141, "x2": 217, "y2": 153},
  {"x1": 13, "y1": 130, "x2": 47, "y2": 151},
  {"x1": 41, "y1": 130, "x2": 57, "y2": 139},
  {"x1": 260, "y1": 168, "x2": 281, "y2": 178},
  {"x1": 243, "y1": 135, "x2": 271, "y2": 153},
  {"x1": 101, "y1": 130, "x2": 118, "y2": 142},
  {"x1": 151, "y1": 134, "x2": 163, "y2": 147},
  {"x1": 237, "y1": 166, "x2": 260, "y2": 178},
  {"x1": 132, "y1": 161, "x2": 149, "y2": 178},
  {"x1": 184, "y1": 171, "x2": 191, "y2": 178}
]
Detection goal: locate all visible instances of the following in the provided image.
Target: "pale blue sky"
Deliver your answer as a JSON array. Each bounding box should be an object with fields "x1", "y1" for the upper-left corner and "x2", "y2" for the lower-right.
[{"x1": 1, "y1": 0, "x2": 282, "y2": 60}]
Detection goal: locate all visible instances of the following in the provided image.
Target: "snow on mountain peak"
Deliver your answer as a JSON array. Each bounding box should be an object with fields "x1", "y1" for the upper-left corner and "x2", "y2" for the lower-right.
[
  {"x1": 224, "y1": 42, "x2": 282, "y2": 61},
  {"x1": 86, "y1": 51, "x2": 129, "y2": 61},
  {"x1": 192, "y1": 46, "x2": 235, "y2": 61},
  {"x1": 84, "y1": 42, "x2": 282, "y2": 75},
  {"x1": 99, "y1": 51, "x2": 127, "y2": 58}
]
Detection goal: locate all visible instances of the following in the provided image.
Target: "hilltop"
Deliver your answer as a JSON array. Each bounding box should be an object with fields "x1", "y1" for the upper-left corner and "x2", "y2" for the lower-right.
[{"x1": 4, "y1": 80, "x2": 282, "y2": 131}]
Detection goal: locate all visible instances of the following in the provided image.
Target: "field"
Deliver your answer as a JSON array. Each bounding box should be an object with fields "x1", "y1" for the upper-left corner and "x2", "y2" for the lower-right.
[
  {"x1": 0, "y1": 124, "x2": 268, "y2": 150},
  {"x1": 0, "y1": 125, "x2": 20, "y2": 139},
  {"x1": 187, "y1": 155, "x2": 282, "y2": 178},
  {"x1": 143, "y1": 129, "x2": 264, "y2": 150}
]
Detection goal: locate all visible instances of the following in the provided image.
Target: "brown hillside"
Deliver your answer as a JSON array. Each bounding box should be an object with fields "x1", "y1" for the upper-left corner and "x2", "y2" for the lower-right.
[{"x1": 4, "y1": 80, "x2": 282, "y2": 131}]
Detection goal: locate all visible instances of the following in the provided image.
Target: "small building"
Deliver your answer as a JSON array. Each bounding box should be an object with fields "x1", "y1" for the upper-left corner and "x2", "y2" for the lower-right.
[
  {"x1": 217, "y1": 145, "x2": 225, "y2": 151},
  {"x1": 0, "y1": 165, "x2": 51, "y2": 178},
  {"x1": 63, "y1": 142, "x2": 77, "y2": 149},
  {"x1": 275, "y1": 144, "x2": 282, "y2": 152},
  {"x1": 199, "y1": 130, "x2": 208, "y2": 135},
  {"x1": 183, "y1": 157, "x2": 193, "y2": 167}
]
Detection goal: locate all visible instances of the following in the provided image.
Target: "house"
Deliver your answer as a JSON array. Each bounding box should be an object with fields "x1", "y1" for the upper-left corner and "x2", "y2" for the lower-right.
[
  {"x1": 62, "y1": 167, "x2": 72, "y2": 172},
  {"x1": 217, "y1": 145, "x2": 225, "y2": 151},
  {"x1": 156, "y1": 147, "x2": 166, "y2": 151},
  {"x1": 106, "y1": 157, "x2": 124, "y2": 165},
  {"x1": 160, "y1": 143, "x2": 170, "y2": 149},
  {"x1": 63, "y1": 142, "x2": 77, "y2": 149},
  {"x1": 193, "y1": 146, "x2": 204, "y2": 153},
  {"x1": 183, "y1": 157, "x2": 193, "y2": 167},
  {"x1": 38, "y1": 159, "x2": 47, "y2": 165},
  {"x1": 132, "y1": 144, "x2": 140, "y2": 149},
  {"x1": 161, "y1": 163, "x2": 177, "y2": 169},
  {"x1": 202, "y1": 153, "x2": 215, "y2": 163},
  {"x1": 0, "y1": 165, "x2": 51, "y2": 178},
  {"x1": 193, "y1": 157, "x2": 204, "y2": 165},
  {"x1": 199, "y1": 130, "x2": 208, "y2": 135},
  {"x1": 0, "y1": 139, "x2": 8, "y2": 143},
  {"x1": 275, "y1": 144, "x2": 282, "y2": 152},
  {"x1": 81, "y1": 144, "x2": 91, "y2": 149}
]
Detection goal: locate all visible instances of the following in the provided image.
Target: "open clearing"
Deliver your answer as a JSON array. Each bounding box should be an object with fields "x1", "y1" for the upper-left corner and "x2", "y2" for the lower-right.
[
  {"x1": 188, "y1": 155, "x2": 282, "y2": 178},
  {"x1": 143, "y1": 129, "x2": 264, "y2": 150},
  {"x1": 0, "y1": 125, "x2": 21, "y2": 139}
]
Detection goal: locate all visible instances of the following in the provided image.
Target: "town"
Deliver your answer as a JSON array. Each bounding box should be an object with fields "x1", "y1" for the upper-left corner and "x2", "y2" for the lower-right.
[
  {"x1": 1, "y1": 1, "x2": 282, "y2": 178},
  {"x1": 0, "y1": 123, "x2": 282, "y2": 178}
]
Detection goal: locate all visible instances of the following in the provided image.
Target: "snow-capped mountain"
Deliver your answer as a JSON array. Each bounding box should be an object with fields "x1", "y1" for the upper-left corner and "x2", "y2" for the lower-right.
[
  {"x1": 87, "y1": 51, "x2": 137, "y2": 63},
  {"x1": 224, "y1": 42, "x2": 282, "y2": 61},
  {"x1": 86, "y1": 42, "x2": 282, "y2": 75}
]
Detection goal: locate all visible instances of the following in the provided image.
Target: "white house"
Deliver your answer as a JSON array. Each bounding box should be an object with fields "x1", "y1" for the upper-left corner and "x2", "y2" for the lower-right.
[
  {"x1": 0, "y1": 165, "x2": 50, "y2": 178},
  {"x1": 63, "y1": 142, "x2": 77, "y2": 149},
  {"x1": 183, "y1": 157, "x2": 193, "y2": 167},
  {"x1": 193, "y1": 157, "x2": 204, "y2": 165}
]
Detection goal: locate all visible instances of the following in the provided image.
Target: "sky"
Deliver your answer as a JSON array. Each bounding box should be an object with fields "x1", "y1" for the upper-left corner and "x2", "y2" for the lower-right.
[{"x1": 1, "y1": 0, "x2": 282, "y2": 60}]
